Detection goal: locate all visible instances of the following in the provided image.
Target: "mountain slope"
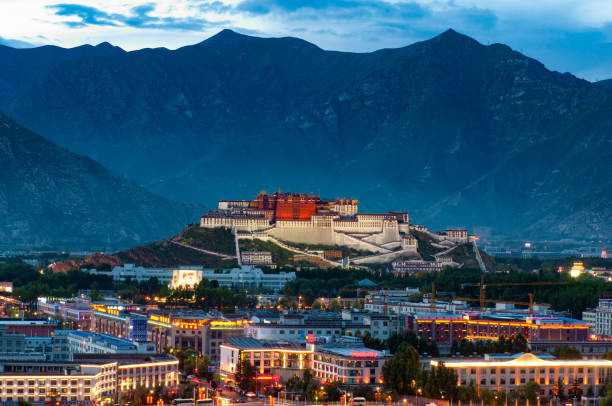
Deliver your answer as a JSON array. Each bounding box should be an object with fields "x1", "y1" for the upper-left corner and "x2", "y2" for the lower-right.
[
  {"x1": 4, "y1": 29, "x2": 612, "y2": 240},
  {"x1": 596, "y1": 79, "x2": 612, "y2": 92},
  {"x1": 0, "y1": 111, "x2": 201, "y2": 248}
]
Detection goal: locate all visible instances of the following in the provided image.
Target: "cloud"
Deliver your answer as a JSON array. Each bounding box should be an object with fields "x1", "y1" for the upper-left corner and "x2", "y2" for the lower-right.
[
  {"x1": 0, "y1": 36, "x2": 36, "y2": 48},
  {"x1": 48, "y1": 2, "x2": 220, "y2": 30}
]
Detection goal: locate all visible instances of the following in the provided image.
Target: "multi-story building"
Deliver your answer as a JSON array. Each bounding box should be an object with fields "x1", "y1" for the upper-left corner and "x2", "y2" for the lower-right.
[
  {"x1": 87, "y1": 263, "x2": 174, "y2": 284},
  {"x1": 0, "y1": 360, "x2": 117, "y2": 405},
  {"x1": 53, "y1": 331, "x2": 156, "y2": 361},
  {"x1": 241, "y1": 251, "x2": 274, "y2": 267},
  {"x1": 146, "y1": 311, "x2": 250, "y2": 363},
  {"x1": 219, "y1": 337, "x2": 313, "y2": 384},
  {"x1": 201, "y1": 266, "x2": 295, "y2": 292},
  {"x1": 582, "y1": 309, "x2": 597, "y2": 331},
  {"x1": 37, "y1": 298, "x2": 93, "y2": 330},
  {"x1": 246, "y1": 312, "x2": 403, "y2": 342},
  {"x1": 0, "y1": 320, "x2": 58, "y2": 337},
  {"x1": 593, "y1": 299, "x2": 612, "y2": 336},
  {"x1": 72, "y1": 354, "x2": 179, "y2": 397},
  {"x1": 433, "y1": 352, "x2": 612, "y2": 397},
  {"x1": 411, "y1": 314, "x2": 590, "y2": 353},
  {"x1": 312, "y1": 345, "x2": 388, "y2": 386},
  {"x1": 444, "y1": 229, "x2": 469, "y2": 243},
  {"x1": 90, "y1": 304, "x2": 150, "y2": 342}
]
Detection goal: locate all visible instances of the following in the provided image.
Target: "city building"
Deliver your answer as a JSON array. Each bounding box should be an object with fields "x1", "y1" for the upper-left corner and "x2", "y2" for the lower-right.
[
  {"x1": 53, "y1": 331, "x2": 156, "y2": 361},
  {"x1": 87, "y1": 263, "x2": 173, "y2": 284},
  {"x1": 410, "y1": 314, "x2": 590, "y2": 353},
  {"x1": 592, "y1": 299, "x2": 612, "y2": 337},
  {"x1": 90, "y1": 304, "x2": 150, "y2": 341},
  {"x1": 0, "y1": 320, "x2": 58, "y2": 337},
  {"x1": 312, "y1": 345, "x2": 388, "y2": 386},
  {"x1": 241, "y1": 251, "x2": 275, "y2": 267},
  {"x1": 37, "y1": 298, "x2": 93, "y2": 330},
  {"x1": 147, "y1": 311, "x2": 250, "y2": 363},
  {"x1": 0, "y1": 360, "x2": 117, "y2": 405},
  {"x1": 219, "y1": 337, "x2": 312, "y2": 384},
  {"x1": 201, "y1": 266, "x2": 295, "y2": 292},
  {"x1": 432, "y1": 352, "x2": 612, "y2": 397},
  {"x1": 246, "y1": 311, "x2": 403, "y2": 342}
]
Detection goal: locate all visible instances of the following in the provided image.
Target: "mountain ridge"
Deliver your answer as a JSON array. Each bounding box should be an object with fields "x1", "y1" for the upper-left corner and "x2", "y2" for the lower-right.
[{"x1": 3, "y1": 29, "x2": 612, "y2": 240}]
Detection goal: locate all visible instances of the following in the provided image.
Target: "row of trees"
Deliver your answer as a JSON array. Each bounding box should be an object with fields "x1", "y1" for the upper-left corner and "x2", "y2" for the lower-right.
[
  {"x1": 450, "y1": 335, "x2": 527, "y2": 356},
  {"x1": 363, "y1": 331, "x2": 440, "y2": 356}
]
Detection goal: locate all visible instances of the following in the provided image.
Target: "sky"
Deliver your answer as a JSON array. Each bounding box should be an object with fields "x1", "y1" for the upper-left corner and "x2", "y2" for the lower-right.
[{"x1": 0, "y1": 0, "x2": 611, "y2": 81}]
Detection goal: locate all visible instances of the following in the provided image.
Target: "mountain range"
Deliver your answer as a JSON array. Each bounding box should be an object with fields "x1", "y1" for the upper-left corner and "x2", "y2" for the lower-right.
[
  {"x1": 0, "y1": 111, "x2": 200, "y2": 248},
  {"x1": 1, "y1": 29, "x2": 612, "y2": 242}
]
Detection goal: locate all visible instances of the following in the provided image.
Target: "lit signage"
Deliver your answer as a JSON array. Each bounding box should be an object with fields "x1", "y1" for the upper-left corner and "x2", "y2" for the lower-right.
[{"x1": 350, "y1": 351, "x2": 379, "y2": 358}]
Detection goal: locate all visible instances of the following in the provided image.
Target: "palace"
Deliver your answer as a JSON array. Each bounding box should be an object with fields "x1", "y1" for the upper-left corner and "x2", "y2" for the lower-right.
[{"x1": 201, "y1": 191, "x2": 414, "y2": 251}]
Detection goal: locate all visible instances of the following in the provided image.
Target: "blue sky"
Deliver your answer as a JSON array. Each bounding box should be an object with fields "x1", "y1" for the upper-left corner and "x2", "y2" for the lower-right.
[{"x1": 0, "y1": 0, "x2": 611, "y2": 81}]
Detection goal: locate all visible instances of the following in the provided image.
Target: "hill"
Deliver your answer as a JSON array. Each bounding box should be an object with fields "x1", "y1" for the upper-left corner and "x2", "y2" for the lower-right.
[
  {"x1": 0, "y1": 111, "x2": 200, "y2": 249},
  {"x1": 3, "y1": 29, "x2": 612, "y2": 240}
]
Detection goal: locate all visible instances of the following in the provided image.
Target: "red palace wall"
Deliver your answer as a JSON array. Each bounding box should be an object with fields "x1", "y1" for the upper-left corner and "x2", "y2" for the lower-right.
[{"x1": 275, "y1": 196, "x2": 317, "y2": 220}]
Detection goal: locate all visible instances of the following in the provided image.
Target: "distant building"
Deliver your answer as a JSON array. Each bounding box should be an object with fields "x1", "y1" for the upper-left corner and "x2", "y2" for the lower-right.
[
  {"x1": 444, "y1": 228, "x2": 468, "y2": 243},
  {"x1": 53, "y1": 330, "x2": 156, "y2": 361},
  {"x1": 201, "y1": 266, "x2": 295, "y2": 292},
  {"x1": 37, "y1": 298, "x2": 93, "y2": 330},
  {"x1": 88, "y1": 263, "x2": 173, "y2": 284},
  {"x1": 241, "y1": 250, "x2": 274, "y2": 267},
  {"x1": 391, "y1": 259, "x2": 446, "y2": 276}
]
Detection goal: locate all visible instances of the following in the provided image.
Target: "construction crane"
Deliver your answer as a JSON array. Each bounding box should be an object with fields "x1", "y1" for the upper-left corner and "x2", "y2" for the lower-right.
[
  {"x1": 430, "y1": 275, "x2": 568, "y2": 314},
  {"x1": 459, "y1": 275, "x2": 569, "y2": 313}
]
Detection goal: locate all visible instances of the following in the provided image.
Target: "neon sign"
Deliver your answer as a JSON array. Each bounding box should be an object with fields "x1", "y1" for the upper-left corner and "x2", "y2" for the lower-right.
[{"x1": 350, "y1": 351, "x2": 378, "y2": 358}]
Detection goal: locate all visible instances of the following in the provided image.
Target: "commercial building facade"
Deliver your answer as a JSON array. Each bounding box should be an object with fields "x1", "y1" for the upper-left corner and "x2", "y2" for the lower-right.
[{"x1": 433, "y1": 352, "x2": 612, "y2": 397}]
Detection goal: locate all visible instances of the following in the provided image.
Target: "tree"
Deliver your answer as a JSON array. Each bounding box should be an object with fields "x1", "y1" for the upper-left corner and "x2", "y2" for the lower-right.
[
  {"x1": 551, "y1": 345, "x2": 582, "y2": 360},
  {"x1": 353, "y1": 384, "x2": 375, "y2": 401},
  {"x1": 328, "y1": 299, "x2": 342, "y2": 312},
  {"x1": 524, "y1": 382, "x2": 541, "y2": 403},
  {"x1": 554, "y1": 377, "x2": 565, "y2": 399},
  {"x1": 382, "y1": 342, "x2": 420, "y2": 394},
  {"x1": 235, "y1": 359, "x2": 256, "y2": 392}
]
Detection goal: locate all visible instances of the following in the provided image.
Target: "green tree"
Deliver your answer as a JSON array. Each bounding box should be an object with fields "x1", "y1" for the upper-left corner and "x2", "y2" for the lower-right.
[
  {"x1": 382, "y1": 342, "x2": 420, "y2": 394},
  {"x1": 235, "y1": 359, "x2": 256, "y2": 392},
  {"x1": 551, "y1": 345, "x2": 582, "y2": 360},
  {"x1": 524, "y1": 382, "x2": 541, "y2": 403}
]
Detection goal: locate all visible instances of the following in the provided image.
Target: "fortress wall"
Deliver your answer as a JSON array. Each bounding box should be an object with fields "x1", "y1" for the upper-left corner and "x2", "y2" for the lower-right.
[
  {"x1": 268, "y1": 226, "x2": 335, "y2": 245},
  {"x1": 352, "y1": 250, "x2": 410, "y2": 264},
  {"x1": 333, "y1": 233, "x2": 389, "y2": 253}
]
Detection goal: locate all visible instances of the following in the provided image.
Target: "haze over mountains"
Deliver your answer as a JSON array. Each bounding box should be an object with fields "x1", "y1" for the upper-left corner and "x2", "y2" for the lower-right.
[{"x1": 1, "y1": 29, "x2": 612, "y2": 243}]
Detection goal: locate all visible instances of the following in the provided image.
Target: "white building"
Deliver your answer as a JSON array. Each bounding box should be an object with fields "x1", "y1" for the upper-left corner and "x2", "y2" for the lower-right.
[
  {"x1": 53, "y1": 331, "x2": 156, "y2": 361},
  {"x1": 313, "y1": 345, "x2": 387, "y2": 386},
  {"x1": 201, "y1": 266, "x2": 295, "y2": 292},
  {"x1": 87, "y1": 264, "x2": 173, "y2": 284},
  {"x1": 594, "y1": 299, "x2": 612, "y2": 336},
  {"x1": 433, "y1": 352, "x2": 612, "y2": 397}
]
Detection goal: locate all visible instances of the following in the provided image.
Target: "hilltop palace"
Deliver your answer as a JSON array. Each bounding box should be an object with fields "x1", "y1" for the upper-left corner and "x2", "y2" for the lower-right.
[{"x1": 200, "y1": 191, "x2": 474, "y2": 267}]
